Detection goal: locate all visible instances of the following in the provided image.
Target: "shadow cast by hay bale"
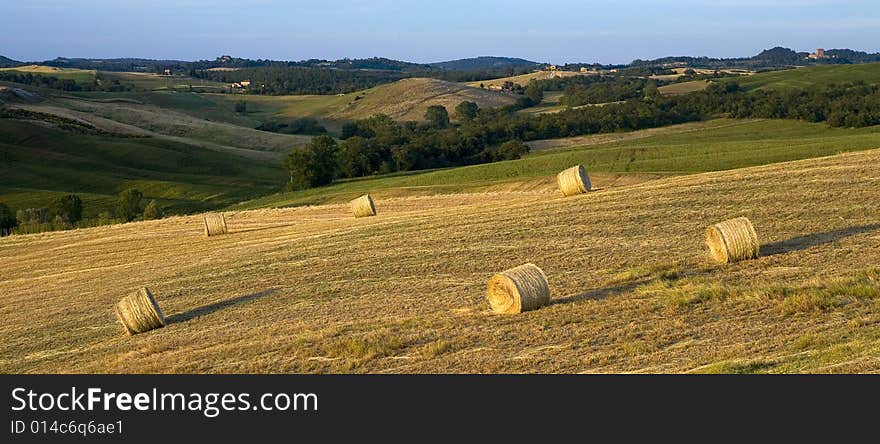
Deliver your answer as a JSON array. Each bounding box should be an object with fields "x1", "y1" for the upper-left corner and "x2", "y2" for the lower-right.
[
  {"x1": 167, "y1": 288, "x2": 279, "y2": 324},
  {"x1": 232, "y1": 225, "x2": 292, "y2": 235},
  {"x1": 550, "y1": 264, "x2": 724, "y2": 307},
  {"x1": 551, "y1": 280, "x2": 648, "y2": 306},
  {"x1": 762, "y1": 223, "x2": 880, "y2": 257}
]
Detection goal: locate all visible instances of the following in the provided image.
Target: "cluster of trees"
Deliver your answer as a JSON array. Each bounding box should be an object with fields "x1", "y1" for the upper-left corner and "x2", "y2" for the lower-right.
[
  {"x1": 115, "y1": 189, "x2": 163, "y2": 222},
  {"x1": 527, "y1": 75, "x2": 655, "y2": 106},
  {"x1": 0, "y1": 194, "x2": 84, "y2": 236},
  {"x1": 0, "y1": 190, "x2": 165, "y2": 236},
  {"x1": 695, "y1": 81, "x2": 880, "y2": 127},
  {"x1": 0, "y1": 72, "x2": 132, "y2": 92},
  {"x1": 560, "y1": 78, "x2": 651, "y2": 106},
  {"x1": 285, "y1": 106, "x2": 531, "y2": 189},
  {"x1": 0, "y1": 72, "x2": 82, "y2": 91}
]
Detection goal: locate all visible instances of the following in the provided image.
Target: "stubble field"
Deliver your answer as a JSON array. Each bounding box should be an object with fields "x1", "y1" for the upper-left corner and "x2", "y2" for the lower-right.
[{"x1": 2, "y1": 148, "x2": 879, "y2": 373}]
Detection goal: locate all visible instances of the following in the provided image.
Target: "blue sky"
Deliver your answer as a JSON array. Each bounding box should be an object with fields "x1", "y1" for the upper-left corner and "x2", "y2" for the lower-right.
[{"x1": 4, "y1": 0, "x2": 879, "y2": 64}]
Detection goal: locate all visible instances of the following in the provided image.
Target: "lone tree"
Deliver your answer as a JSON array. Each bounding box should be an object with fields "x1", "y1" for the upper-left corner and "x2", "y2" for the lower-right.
[
  {"x1": 424, "y1": 105, "x2": 450, "y2": 129},
  {"x1": 0, "y1": 203, "x2": 17, "y2": 236},
  {"x1": 116, "y1": 189, "x2": 143, "y2": 222},
  {"x1": 234, "y1": 101, "x2": 247, "y2": 113},
  {"x1": 284, "y1": 135, "x2": 339, "y2": 190},
  {"x1": 52, "y1": 194, "x2": 83, "y2": 225},
  {"x1": 142, "y1": 199, "x2": 164, "y2": 220},
  {"x1": 455, "y1": 101, "x2": 479, "y2": 122}
]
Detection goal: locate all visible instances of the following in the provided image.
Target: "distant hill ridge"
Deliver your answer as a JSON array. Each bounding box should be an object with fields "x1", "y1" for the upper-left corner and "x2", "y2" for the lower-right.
[
  {"x1": 4, "y1": 46, "x2": 879, "y2": 74},
  {"x1": 0, "y1": 55, "x2": 22, "y2": 68},
  {"x1": 632, "y1": 46, "x2": 880, "y2": 68},
  {"x1": 428, "y1": 56, "x2": 541, "y2": 71}
]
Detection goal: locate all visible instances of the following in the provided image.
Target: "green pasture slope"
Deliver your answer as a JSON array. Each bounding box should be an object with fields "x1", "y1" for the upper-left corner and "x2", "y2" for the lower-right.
[
  {"x1": 0, "y1": 66, "x2": 97, "y2": 83},
  {"x1": 99, "y1": 71, "x2": 227, "y2": 92},
  {"x1": 241, "y1": 118, "x2": 880, "y2": 208},
  {"x1": 0, "y1": 119, "x2": 283, "y2": 217},
  {"x1": 732, "y1": 62, "x2": 880, "y2": 90},
  {"x1": 66, "y1": 90, "x2": 337, "y2": 130}
]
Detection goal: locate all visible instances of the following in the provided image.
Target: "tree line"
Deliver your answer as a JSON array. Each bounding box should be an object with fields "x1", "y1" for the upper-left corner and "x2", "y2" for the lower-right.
[
  {"x1": 196, "y1": 67, "x2": 410, "y2": 95},
  {"x1": 0, "y1": 190, "x2": 165, "y2": 236},
  {"x1": 284, "y1": 79, "x2": 880, "y2": 189}
]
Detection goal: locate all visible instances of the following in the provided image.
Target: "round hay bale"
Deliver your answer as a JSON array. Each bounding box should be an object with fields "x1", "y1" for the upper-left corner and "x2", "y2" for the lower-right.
[
  {"x1": 203, "y1": 212, "x2": 228, "y2": 237},
  {"x1": 114, "y1": 287, "x2": 165, "y2": 335},
  {"x1": 486, "y1": 263, "x2": 551, "y2": 314},
  {"x1": 706, "y1": 217, "x2": 760, "y2": 263},
  {"x1": 351, "y1": 194, "x2": 377, "y2": 218},
  {"x1": 557, "y1": 165, "x2": 591, "y2": 196}
]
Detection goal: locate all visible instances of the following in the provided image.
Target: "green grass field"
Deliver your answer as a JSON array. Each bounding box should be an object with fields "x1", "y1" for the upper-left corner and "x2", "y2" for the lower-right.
[
  {"x1": 731, "y1": 62, "x2": 880, "y2": 90},
  {"x1": 99, "y1": 72, "x2": 226, "y2": 92},
  {"x1": 240, "y1": 118, "x2": 880, "y2": 208},
  {"x1": 0, "y1": 65, "x2": 97, "y2": 83},
  {"x1": 0, "y1": 119, "x2": 283, "y2": 217},
  {"x1": 63, "y1": 90, "x2": 275, "y2": 127},
  {"x1": 659, "y1": 80, "x2": 710, "y2": 96}
]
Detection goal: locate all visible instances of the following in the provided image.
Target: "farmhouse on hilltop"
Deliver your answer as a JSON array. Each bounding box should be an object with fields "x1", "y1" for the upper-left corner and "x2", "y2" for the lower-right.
[{"x1": 808, "y1": 48, "x2": 828, "y2": 60}]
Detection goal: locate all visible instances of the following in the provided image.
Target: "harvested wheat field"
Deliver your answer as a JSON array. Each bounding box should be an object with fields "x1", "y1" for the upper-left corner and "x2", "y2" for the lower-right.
[{"x1": 1, "y1": 151, "x2": 880, "y2": 374}]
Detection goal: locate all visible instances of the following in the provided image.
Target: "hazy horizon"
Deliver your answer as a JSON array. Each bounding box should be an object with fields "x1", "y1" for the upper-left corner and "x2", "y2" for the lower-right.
[{"x1": 4, "y1": 0, "x2": 880, "y2": 64}]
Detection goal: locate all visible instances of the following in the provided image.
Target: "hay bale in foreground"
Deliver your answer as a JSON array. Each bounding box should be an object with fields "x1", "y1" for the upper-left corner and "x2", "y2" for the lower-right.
[
  {"x1": 557, "y1": 165, "x2": 591, "y2": 196},
  {"x1": 486, "y1": 263, "x2": 550, "y2": 314},
  {"x1": 114, "y1": 287, "x2": 165, "y2": 335},
  {"x1": 706, "y1": 217, "x2": 759, "y2": 263},
  {"x1": 203, "y1": 212, "x2": 228, "y2": 237},
  {"x1": 350, "y1": 194, "x2": 377, "y2": 218}
]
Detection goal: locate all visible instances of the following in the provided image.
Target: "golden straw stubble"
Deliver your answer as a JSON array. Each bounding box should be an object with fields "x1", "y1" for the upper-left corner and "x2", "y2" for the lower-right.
[
  {"x1": 557, "y1": 165, "x2": 591, "y2": 196},
  {"x1": 706, "y1": 217, "x2": 760, "y2": 263},
  {"x1": 350, "y1": 194, "x2": 377, "y2": 218},
  {"x1": 203, "y1": 212, "x2": 228, "y2": 237},
  {"x1": 486, "y1": 263, "x2": 551, "y2": 314},
  {"x1": 114, "y1": 287, "x2": 166, "y2": 335}
]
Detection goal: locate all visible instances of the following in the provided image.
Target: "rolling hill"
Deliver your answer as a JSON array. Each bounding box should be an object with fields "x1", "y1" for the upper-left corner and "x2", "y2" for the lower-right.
[
  {"x1": 0, "y1": 55, "x2": 22, "y2": 68},
  {"x1": 227, "y1": 78, "x2": 517, "y2": 125},
  {"x1": 0, "y1": 75, "x2": 517, "y2": 217},
  {"x1": 0, "y1": 86, "x2": 304, "y2": 218},
  {"x1": 1, "y1": 145, "x2": 878, "y2": 373},
  {"x1": 328, "y1": 78, "x2": 516, "y2": 121},
  {"x1": 0, "y1": 118, "x2": 283, "y2": 218},
  {"x1": 465, "y1": 70, "x2": 581, "y2": 88}
]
